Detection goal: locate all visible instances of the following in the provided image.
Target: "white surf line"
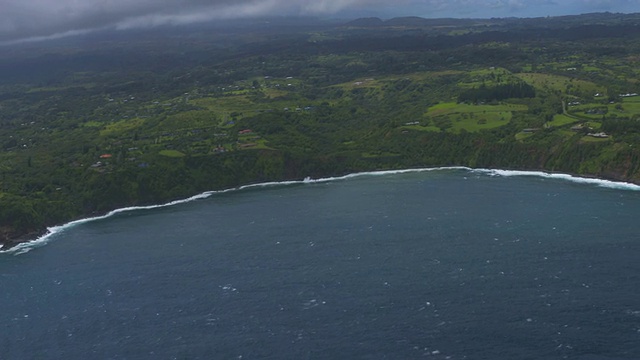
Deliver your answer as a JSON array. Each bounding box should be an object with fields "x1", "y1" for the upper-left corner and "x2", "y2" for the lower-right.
[
  {"x1": 4, "y1": 166, "x2": 638, "y2": 255},
  {"x1": 473, "y1": 168, "x2": 640, "y2": 191},
  {"x1": 1, "y1": 166, "x2": 469, "y2": 256}
]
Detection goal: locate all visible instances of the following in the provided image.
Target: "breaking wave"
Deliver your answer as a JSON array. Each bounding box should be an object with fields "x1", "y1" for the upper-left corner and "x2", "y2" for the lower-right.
[
  {"x1": 472, "y1": 168, "x2": 640, "y2": 191},
  {"x1": 3, "y1": 166, "x2": 638, "y2": 255}
]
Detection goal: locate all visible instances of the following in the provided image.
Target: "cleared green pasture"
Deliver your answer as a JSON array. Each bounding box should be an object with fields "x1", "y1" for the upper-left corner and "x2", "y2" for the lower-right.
[
  {"x1": 458, "y1": 67, "x2": 515, "y2": 88},
  {"x1": 516, "y1": 73, "x2": 601, "y2": 95},
  {"x1": 421, "y1": 102, "x2": 526, "y2": 133},
  {"x1": 335, "y1": 70, "x2": 463, "y2": 91},
  {"x1": 570, "y1": 112, "x2": 606, "y2": 120},
  {"x1": 159, "y1": 149, "x2": 186, "y2": 158},
  {"x1": 567, "y1": 103, "x2": 609, "y2": 119},
  {"x1": 83, "y1": 121, "x2": 103, "y2": 128},
  {"x1": 262, "y1": 88, "x2": 290, "y2": 99},
  {"x1": 582, "y1": 65, "x2": 601, "y2": 72},
  {"x1": 580, "y1": 136, "x2": 611, "y2": 143},
  {"x1": 192, "y1": 96, "x2": 256, "y2": 112},
  {"x1": 569, "y1": 97, "x2": 640, "y2": 119},
  {"x1": 425, "y1": 102, "x2": 527, "y2": 117},
  {"x1": 557, "y1": 129, "x2": 579, "y2": 138},
  {"x1": 100, "y1": 118, "x2": 145, "y2": 137},
  {"x1": 548, "y1": 114, "x2": 579, "y2": 127},
  {"x1": 619, "y1": 96, "x2": 640, "y2": 113},
  {"x1": 400, "y1": 124, "x2": 441, "y2": 133},
  {"x1": 515, "y1": 132, "x2": 535, "y2": 141},
  {"x1": 238, "y1": 139, "x2": 272, "y2": 150},
  {"x1": 191, "y1": 96, "x2": 282, "y2": 123},
  {"x1": 448, "y1": 112, "x2": 512, "y2": 133},
  {"x1": 337, "y1": 78, "x2": 382, "y2": 91},
  {"x1": 569, "y1": 96, "x2": 640, "y2": 119},
  {"x1": 157, "y1": 110, "x2": 218, "y2": 131},
  {"x1": 586, "y1": 121, "x2": 602, "y2": 130}
]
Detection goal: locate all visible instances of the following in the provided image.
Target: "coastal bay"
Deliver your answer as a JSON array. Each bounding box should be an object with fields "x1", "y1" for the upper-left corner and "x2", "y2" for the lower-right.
[{"x1": 2, "y1": 169, "x2": 639, "y2": 359}]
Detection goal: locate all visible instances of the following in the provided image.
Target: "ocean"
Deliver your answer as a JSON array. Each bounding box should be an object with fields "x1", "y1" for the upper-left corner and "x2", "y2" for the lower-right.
[{"x1": 1, "y1": 168, "x2": 639, "y2": 359}]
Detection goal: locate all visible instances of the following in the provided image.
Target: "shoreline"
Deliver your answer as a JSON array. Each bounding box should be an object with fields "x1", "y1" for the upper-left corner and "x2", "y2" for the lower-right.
[{"x1": 2, "y1": 166, "x2": 639, "y2": 254}]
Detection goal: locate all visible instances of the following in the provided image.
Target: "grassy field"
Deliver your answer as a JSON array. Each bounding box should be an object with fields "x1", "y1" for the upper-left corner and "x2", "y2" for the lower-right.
[
  {"x1": 548, "y1": 114, "x2": 579, "y2": 127},
  {"x1": 425, "y1": 102, "x2": 527, "y2": 116},
  {"x1": 404, "y1": 102, "x2": 529, "y2": 133},
  {"x1": 449, "y1": 114, "x2": 511, "y2": 132},
  {"x1": 192, "y1": 96, "x2": 258, "y2": 114},
  {"x1": 337, "y1": 78, "x2": 382, "y2": 91},
  {"x1": 515, "y1": 132, "x2": 535, "y2": 141},
  {"x1": 158, "y1": 110, "x2": 218, "y2": 131},
  {"x1": 400, "y1": 124, "x2": 441, "y2": 133},
  {"x1": 580, "y1": 136, "x2": 611, "y2": 143},
  {"x1": 100, "y1": 118, "x2": 145, "y2": 137},
  {"x1": 620, "y1": 96, "x2": 640, "y2": 113},
  {"x1": 457, "y1": 67, "x2": 515, "y2": 88},
  {"x1": 238, "y1": 138, "x2": 272, "y2": 150},
  {"x1": 516, "y1": 73, "x2": 602, "y2": 95},
  {"x1": 158, "y1": 149, "x2": 186, "y2": 157},
  {"x1": 566, "y1": 96, "x2": 640, "y2": 120},
  {"x1": 336, "y1": 70, "x2": 463, "y2": 91}
]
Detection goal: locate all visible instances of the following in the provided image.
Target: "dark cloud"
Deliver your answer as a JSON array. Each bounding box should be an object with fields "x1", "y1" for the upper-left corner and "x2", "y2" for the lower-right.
[{"x1": 1, "y1": 0, "x2": 638, "y2": 44}]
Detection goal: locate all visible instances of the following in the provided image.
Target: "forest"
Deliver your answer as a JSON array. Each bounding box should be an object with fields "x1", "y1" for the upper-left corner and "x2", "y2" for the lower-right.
[{"x1": 2, "y1": 12, "x2": 640, "y2": 248}]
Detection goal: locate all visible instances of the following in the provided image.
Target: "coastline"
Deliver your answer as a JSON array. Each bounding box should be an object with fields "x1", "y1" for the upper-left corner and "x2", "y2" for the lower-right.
[{"x1": 2, "y1": 166, "x2": 639, "y2": 255}]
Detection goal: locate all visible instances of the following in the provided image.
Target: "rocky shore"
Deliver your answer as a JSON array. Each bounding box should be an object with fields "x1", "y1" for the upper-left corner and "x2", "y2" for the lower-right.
[{"x1": 1, "y1": 226, "x2": 47, "y2": 251}]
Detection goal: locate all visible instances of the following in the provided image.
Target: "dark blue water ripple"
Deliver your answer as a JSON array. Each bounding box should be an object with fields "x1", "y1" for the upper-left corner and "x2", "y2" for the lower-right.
[{"x1": 2, "y1": 169, "x2": 640, "y2": 359}]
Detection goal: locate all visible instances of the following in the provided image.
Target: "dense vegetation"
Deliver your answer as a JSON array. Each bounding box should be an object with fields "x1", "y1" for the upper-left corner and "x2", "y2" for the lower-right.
[{"x1": 2, "y1": 13, "x2": 640, "y2": 248}]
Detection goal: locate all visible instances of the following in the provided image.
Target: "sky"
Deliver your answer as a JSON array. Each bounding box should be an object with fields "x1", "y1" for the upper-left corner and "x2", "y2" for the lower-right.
[{"x1": 1, "y1": 0, "x2": 639, "y2": 44}]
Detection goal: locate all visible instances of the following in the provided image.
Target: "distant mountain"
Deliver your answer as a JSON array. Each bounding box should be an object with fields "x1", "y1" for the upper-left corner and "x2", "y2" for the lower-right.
[
  {"x1": 344, "y1": 12, "x2": 640, "y2": 30},
  {"x1": 345, "y1": 16, "x2": 485, "y2": 29},
  {"x1": 344, "y1": 17, "x2": 385, "y2": 27},
  {"x1": 384, "y1": 16, "x2": 478, "y2": 27}
]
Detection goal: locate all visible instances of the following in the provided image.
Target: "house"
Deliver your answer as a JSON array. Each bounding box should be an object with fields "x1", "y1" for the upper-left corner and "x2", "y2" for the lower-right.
[
  {"x1": 99, "y1": 154, "x2": 113, "y2": 159},
  {"x1": 587, "y1": 132, "x2": 609, "y2": 138}
]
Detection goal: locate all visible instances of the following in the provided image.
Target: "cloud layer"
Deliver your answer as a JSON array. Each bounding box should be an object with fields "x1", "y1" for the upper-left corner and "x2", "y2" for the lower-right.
[{"x1": 1, "y1": 0, "x2": 638, "y2": 43}]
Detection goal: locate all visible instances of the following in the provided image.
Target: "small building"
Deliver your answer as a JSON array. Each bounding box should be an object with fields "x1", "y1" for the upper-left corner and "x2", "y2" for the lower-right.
[
  {"x1": 588, "y1": 132, "x2": 609, "y2": 138},
  {"x1": 99, "y1": 154, "x2": 113, "y2": 159}
]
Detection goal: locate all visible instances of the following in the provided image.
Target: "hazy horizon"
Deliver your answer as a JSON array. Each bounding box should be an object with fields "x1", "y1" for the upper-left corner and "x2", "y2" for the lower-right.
[{"x1": 2, "y1": 0, "x2": 639, "y2": 44}]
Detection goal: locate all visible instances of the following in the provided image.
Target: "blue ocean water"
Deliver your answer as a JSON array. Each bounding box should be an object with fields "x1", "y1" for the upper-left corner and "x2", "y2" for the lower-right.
[{"x1": 1, "y1": 168, "x2": 639, "y2": 359}]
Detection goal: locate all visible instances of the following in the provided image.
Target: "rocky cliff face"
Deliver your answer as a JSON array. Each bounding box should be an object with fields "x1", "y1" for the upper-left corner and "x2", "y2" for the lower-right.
[{"x1": 1, "y1": 226, "x2": 44, "y2": 251}]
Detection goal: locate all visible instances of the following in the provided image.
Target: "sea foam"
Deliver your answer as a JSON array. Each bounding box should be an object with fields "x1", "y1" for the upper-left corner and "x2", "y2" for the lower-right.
[
  {"x1": 2, "y1": 166, "x2": 637, "y2": 255},
  {"x1": 472, "y1": 168, "x2": 640, "y2": 191}
]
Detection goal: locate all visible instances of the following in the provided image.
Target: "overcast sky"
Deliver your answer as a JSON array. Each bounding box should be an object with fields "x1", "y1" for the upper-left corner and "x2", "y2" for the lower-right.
[{"x1": 1, "y1": 0, "x2": 638, "y2": 43}]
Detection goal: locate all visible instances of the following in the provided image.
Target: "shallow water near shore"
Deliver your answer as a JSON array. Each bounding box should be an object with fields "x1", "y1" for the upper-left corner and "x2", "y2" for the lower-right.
[{"x1": 1, "y1": 168, "x2": 639, "y2": 359}]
